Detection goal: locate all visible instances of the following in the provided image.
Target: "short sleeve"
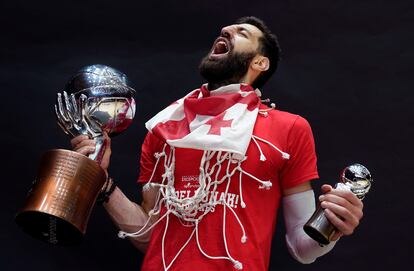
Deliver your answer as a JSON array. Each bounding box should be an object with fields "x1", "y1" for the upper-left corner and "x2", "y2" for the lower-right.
[
  {"x1": 137, "y1": 132, "x2": 166, "y2": 184},
  {"x1": 279, "y1": 116, "x2": 319, "y2": 189}
]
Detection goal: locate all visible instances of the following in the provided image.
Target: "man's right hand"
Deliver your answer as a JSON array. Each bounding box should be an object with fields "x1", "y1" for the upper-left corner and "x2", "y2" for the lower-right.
[{"x1": 70, "y1": 133, "x2": 112, "y2": 173}]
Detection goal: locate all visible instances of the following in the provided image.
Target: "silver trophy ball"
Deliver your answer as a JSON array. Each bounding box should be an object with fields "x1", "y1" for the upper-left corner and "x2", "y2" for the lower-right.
[
  {"x1": 55, "y1": 64, "x2": 136, "y2": 162},
  {"x1": 340, "y1": 163, "x2": 373, "y2": 199}
]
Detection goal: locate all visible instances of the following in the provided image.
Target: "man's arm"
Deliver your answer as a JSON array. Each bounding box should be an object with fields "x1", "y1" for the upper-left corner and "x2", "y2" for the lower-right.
[
  {"x1": 282, "y1": 181, "x2": 364, "y2": 263},
  {"x1": 103, "y1": 185, "x2": 158, "y2": 252},
  {"x1": 71, "y1": 134, "x2": 157, "y2": 253},
  {"x1": 283, "y1": 181, "x2": 312, "y2": 196},
  {"x1": 278, "y1": 116, "x2": 364, "y2": 263}
]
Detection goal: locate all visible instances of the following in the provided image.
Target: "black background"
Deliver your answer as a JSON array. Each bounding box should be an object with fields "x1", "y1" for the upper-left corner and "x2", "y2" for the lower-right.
[{"x1": 1, "y1": 0, "x2": 413, "y2": 270}]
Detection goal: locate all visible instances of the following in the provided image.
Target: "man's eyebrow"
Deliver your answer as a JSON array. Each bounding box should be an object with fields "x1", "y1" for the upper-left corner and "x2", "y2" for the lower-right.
[{"x1": 238, "y1": 26, "x2": 252, "y2": 37}]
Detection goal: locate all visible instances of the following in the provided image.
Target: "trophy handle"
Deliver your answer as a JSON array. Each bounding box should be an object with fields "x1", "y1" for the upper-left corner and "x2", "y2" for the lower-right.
[{"x1": 88, "y1": 135, "x2": 106, "y2": 164}]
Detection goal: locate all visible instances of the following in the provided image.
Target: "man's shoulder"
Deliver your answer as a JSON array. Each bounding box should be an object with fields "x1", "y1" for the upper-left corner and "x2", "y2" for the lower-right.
[
  {"x1": 257, "y1": 105, "x2": 312, "y2": 133},
  {"x1": 261, "y1": 104, "x2": 300, "y2": 122},
  {"x1": 270, "y1": 108, "x2": 299, "y2": 120}
]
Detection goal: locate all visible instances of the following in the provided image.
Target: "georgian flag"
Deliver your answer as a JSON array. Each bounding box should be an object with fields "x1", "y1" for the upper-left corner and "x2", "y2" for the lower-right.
[{"x1": 145, "y1": 84, "x2": 261, "y2": 157}]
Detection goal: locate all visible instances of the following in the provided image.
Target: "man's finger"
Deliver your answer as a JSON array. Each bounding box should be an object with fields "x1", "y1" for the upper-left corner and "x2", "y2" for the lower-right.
[
  {"x1": 328, "y1": 188, "x2": 363, "y2": 208},
  {"x1": 321, "y1": 201, "x2": 360, "y2": 229},
  {"x1": 321, "y1": 184, "x2": 332, "y2": 194},
  {"x1": 319, "y1": 193, "x2": 352, "y2": 209},
  {"x1": 70, "y1": 135, "x2": 90, "y2": 147},
  {"x1": 330, "y1": 231, "x2": 343, "y2": 241},
  {"x1": 73, "y1": 139, "x2": 96, "y2": 151},
  {"x1": 324, "y1": 208, "x2": 354, "y2": 235},
  {"x1": 76, "y1": 146, "x2": 96, "y2": 156}
]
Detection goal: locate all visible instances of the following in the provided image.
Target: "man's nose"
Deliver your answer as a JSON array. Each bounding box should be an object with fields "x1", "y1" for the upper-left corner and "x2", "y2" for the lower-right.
[{"x1": 220, "y1": 26, "x2": 235, "y2": 38}]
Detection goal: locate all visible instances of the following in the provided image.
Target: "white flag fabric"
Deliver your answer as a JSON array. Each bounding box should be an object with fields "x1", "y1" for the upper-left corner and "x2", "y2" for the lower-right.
[{"x1": 145, "y1": 84, "x2": 261, "y2": 157}]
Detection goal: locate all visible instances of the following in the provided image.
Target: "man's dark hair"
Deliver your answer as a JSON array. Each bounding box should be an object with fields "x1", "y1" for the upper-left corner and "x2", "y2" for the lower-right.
[{"x1": 235, "y1": 16, "x2": 281, "y2": 89}]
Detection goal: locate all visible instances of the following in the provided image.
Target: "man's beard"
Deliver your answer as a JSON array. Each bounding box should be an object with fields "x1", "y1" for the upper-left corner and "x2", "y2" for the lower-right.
[{"x1": 199, "y1": 51, "x2": 256, "y2": 90}]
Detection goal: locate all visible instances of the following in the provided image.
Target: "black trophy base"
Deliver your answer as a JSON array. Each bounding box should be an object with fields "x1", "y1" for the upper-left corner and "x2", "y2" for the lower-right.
[{"x1": 15, "y1": 211, "x2": 83, "y2": 246}]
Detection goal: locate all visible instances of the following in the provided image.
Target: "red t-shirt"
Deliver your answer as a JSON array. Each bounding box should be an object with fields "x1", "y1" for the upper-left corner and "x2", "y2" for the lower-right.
[{"x1": 138, "y1": 105, "x2": 319, "y2": 271}]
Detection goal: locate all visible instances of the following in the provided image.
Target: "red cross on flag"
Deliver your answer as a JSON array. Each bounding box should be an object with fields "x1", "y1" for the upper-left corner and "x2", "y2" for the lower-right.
[{"x1": 145, "y1": 84, "x2": 261, "y2": 157}]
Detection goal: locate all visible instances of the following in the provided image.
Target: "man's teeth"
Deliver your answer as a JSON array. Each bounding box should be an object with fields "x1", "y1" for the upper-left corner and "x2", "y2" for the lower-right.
[
  {"x1": 218, "y1": 41, "x2": 227, "y2": 49},
  {"x1": 213, "y1": 41, "x2": 228, "y2": 54}
]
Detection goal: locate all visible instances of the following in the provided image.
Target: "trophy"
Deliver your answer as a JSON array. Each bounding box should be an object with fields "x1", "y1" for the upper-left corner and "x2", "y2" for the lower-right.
[
  {"x1": 15, "y1": 64, "x2": 136, "y2": 245},
  {"x1": 303, "y1": 163, "x2": 373, "y2": 245}
]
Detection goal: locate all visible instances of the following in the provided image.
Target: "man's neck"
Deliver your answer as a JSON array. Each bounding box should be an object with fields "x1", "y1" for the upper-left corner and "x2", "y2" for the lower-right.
[
  {"x1": 207, "y1": 78, "x2": 249, "y2": 91},
  {"x1": 207, "y1": 82, "x2": 232, "y2": 91}
]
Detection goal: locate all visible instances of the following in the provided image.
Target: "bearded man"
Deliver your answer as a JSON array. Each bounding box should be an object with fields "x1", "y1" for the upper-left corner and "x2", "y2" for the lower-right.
[{"x1": 71, "y1": 16, "x2": 364, "y2": 271}]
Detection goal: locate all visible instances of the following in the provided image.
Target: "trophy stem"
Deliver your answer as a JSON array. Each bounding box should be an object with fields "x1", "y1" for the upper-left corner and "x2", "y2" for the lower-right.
[
  {"x1": 303, "y1": 205, "x2": 337, "y2": 245},
  {"x1": 88, "y1": 135, "x2": 105, "y2": 164}
]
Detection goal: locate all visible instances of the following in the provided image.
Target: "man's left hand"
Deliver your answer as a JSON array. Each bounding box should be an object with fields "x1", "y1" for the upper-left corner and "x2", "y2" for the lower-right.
[{"x1": 318, "y1": 184, "x2": 364, "y2": 241}]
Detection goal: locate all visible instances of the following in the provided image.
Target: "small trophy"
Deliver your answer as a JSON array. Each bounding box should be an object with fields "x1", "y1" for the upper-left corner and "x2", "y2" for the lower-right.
[
  {"x1": 303, "y1": 163, "x2": 373, "y2": 245},
  {"x1": 15, "y1": 64, "x2": 136, "y2": 245}
]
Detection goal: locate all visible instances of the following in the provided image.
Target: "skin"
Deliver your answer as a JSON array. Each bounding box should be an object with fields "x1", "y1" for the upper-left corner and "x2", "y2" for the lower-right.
[
  {"x1": 216, "y1": 23, "x2": 270, "y2": 86},
  {"x1": 71, "y1": 22, "x2": 364, "y2": 251}
]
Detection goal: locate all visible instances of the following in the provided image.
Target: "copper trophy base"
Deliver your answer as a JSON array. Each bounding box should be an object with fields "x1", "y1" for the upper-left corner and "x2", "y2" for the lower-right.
[
  {"x1": 15, "y1": 149, "x2": 106, "y2": 245},
  {"x1": 303, "y1": 205, "x2": 336, "y2": 245}
]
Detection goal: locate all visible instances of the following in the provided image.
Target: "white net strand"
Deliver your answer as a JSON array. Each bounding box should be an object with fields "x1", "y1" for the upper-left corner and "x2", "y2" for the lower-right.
[
  {"x1": 161, "y1": 210, "x2": 170, "y2": 271},
  {"x1": 251, "y1": 136, "x2": 267, "y2": 161},
  {"x1": 252, "y1": 135, "x2": 290, "y2": 160},
  {"x1": 118, "y1": 207, "x2": 170, "y2": 239},
  {"x1": 222, "y1": 156, "x2": 244, "y2": 269},
  {"x1": 238, "y1": 170, "x2": 247, "y2": 208},
  {"x1": 165, "y1": 227, "x2": 196, "y2": 271},
  {"x1": 195, "y1": 221, "x2": 229, "y2": 261},
  {"x1": 143, "y1": 143, "x2": 168, "y2": 192},
  {"x1": 224, "y1": 200, "x2": 247, "y2": 243},
  {"x1": 238, "y1": 167, "x2": 272, "y2": 190}
]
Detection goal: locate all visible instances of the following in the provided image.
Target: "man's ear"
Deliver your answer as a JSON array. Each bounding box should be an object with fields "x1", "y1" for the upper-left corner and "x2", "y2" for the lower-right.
[{"x1": 251, "y1": 56, "x2": 270, "y2": 72}]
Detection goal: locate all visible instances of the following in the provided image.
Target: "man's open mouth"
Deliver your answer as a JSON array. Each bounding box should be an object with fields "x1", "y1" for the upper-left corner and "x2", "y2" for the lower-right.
[{"x1": 209, "y1": 37, "x2": 231, "y2": 59}]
